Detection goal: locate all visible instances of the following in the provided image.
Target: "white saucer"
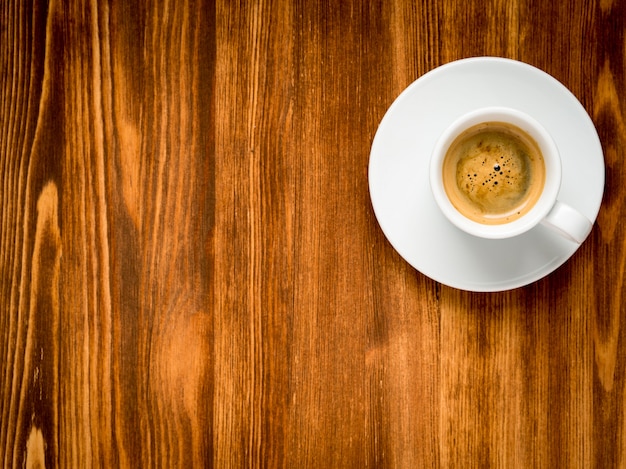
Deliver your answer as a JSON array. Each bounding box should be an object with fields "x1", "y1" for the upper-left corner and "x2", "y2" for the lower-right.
[{"x1": 369, "y1": 57, "x2": 605, "y2": 292}]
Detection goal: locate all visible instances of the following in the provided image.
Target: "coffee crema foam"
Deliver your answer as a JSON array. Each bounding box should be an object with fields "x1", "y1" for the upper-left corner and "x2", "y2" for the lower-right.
[{"x1": 442, "y1": 122, "x2": 545, "y2": 225}]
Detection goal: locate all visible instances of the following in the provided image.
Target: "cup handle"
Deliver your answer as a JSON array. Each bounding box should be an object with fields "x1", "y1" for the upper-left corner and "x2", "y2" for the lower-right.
[{"x1": 540, "y1": 200, "x2": 593, "y2": 244}]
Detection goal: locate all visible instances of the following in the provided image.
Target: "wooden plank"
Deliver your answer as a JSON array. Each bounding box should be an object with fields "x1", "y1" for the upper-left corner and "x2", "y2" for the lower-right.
[{"x1": 1, "y1": 0, "x2": 625, "y2": 467}]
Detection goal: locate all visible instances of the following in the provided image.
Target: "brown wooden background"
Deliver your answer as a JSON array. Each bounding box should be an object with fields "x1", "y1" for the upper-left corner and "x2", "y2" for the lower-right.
[{"x1": 1, "y1": 0, "x2": 625, "y2": 467}]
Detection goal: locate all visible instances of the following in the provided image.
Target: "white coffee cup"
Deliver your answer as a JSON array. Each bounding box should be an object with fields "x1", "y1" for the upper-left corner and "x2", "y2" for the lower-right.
[{"x1": 429, "y1": 107, "x2": 592, "y2": 243}]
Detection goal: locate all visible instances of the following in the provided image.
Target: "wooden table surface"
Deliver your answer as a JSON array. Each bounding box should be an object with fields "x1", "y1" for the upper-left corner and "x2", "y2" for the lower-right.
[{"x1": 2, "y1": 0, "x2": 626, "y2": 467}]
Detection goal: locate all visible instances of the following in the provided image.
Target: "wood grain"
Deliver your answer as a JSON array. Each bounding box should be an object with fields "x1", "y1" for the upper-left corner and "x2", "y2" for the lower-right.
[{"x1": 1, "y1": 0, "x2": 625, "y2": 467}]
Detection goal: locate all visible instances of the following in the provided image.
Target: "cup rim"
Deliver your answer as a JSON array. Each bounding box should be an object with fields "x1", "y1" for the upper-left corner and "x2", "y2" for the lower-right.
[{"x1": 429, "y1": 106, "x2": 562, "y2": 239}]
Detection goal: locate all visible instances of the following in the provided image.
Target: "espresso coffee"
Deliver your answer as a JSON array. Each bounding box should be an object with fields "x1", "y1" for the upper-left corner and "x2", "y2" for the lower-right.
[{"x1": 442, "y1": 122, "x2": 545, "y2": 225}]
